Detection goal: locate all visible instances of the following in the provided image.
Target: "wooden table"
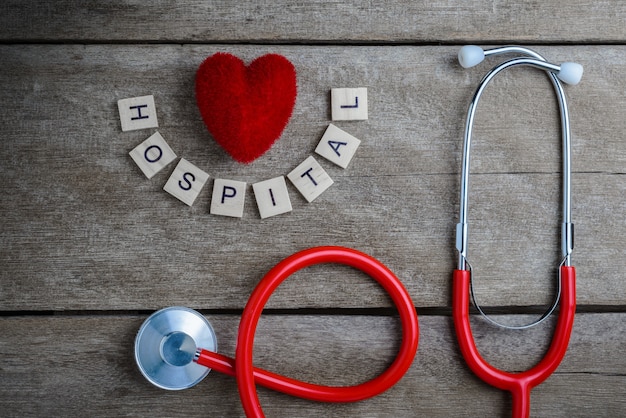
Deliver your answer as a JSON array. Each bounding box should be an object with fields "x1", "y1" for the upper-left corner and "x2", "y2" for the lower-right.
[{"x1": 1, "y1": 2, "x2": 624, "y2": 416}]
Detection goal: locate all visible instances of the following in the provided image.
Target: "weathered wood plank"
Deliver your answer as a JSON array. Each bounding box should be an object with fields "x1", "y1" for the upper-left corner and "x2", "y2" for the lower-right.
[
  {"x1": 0, "y1": 313, "x2": 623, "y2": 417},
  {"x1": 0, "y1": 1, "x2": 624, "y2": 43},
  {"x1": 1, "y1": 1, "x2": 622, "y2": 416},
  {"x1": 0, "y1": 45, "x2": 620, "y2": 174},
  {"x1": 0, "y1": 45, "x2": 623, "y2": 311}
]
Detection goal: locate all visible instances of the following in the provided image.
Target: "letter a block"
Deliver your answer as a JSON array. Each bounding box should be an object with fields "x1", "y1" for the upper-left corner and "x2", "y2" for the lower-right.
[
  {"x1": 252, "y1": 176, "x2": 292, "y2": 219},
  {"x1": 210, "y1": 179, "x2": 247, "y2": 218},
  {"x1": 129, "y1": 131, "x2": 177, "y2": 178},
  {"x1": 287, "y1": 156, "x2": 333, "y2": 203},
  {"x1": 118, "y1": 95, "x2": 159, "y2": 131},
  {"x1": 315, "y1": 124, "x2": 361, "y2": 169},
  {"x1": 163, "y1": 158, "x2": 210, "y2": 206}
]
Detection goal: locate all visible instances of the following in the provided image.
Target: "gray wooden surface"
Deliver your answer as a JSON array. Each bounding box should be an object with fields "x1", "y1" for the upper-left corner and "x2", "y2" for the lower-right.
[{"x1": 1, "y1": 1, "x2": 624, "y2": 417}]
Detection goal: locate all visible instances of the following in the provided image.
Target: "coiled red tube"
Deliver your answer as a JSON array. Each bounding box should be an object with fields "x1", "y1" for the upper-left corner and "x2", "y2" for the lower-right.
[{"x1": 195, "y1": 246, "x2": 419, "y2": 417}]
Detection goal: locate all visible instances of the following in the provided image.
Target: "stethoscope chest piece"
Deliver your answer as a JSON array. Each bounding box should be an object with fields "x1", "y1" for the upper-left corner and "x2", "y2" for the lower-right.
[{"x1": 135, "y1": 306, "x2": 217, "y2": 390}]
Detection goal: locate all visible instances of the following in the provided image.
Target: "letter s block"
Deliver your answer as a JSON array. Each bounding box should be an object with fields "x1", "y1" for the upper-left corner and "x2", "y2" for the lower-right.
[{"x1": 163, "y1": 158, "x2": 209, "y2": 206}]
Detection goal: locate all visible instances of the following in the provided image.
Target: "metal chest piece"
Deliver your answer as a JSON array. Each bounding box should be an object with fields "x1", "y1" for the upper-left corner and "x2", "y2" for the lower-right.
[{"x1": 134, "y1": 306, "x2": 217, "y2": 390}]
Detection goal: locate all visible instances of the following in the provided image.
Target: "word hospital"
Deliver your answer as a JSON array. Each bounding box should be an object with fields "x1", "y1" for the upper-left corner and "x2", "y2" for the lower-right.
[{"x1": 118, "y1": 90, "x2": 366, "y2": 219}]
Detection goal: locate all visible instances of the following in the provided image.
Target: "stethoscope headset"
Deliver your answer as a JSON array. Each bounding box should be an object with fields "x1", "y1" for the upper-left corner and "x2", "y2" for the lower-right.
[
  {"x1": 134, "y1": 46, "x2": 581, "y2": 418},
  {"x1": 453, "y1": 45, "x2": 580, "y2": 418}
]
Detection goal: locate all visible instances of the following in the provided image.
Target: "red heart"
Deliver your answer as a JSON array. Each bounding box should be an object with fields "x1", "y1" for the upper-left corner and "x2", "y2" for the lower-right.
[{"x1": 195, "y1": 53, "x2": 297, "y2": 164}]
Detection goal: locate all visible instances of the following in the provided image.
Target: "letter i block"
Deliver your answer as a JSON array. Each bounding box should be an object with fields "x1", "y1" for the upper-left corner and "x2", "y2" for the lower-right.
[
  {"x1": 315, "y1": 124, "x2": 361, "y2": 169},
  {"x1": 118, "y1": 95, "x2": 159, "y2": 131},
  {"x1": 252, "y1": 176, "x2": 292, "y2": 219},
  {"x1": 163, "y1": 158, "x2": 210, "y2": 206},
  {"x1": 210, "y1": 179, "x2": 247, "y2": 218},
  {"x1": 129, "y1": 131, "x2": 177, "y2": 179},
  {"x1": 287, "y1": 156, "x2": 334, "y2": 203}
]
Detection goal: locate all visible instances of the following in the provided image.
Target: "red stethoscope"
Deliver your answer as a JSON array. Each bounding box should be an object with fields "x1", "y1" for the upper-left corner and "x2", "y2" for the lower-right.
[
  {"x1": 135, "y1": 246, "x2": 419, "y2": 417},
  {"x1": 453, "y1": 45, "x2": 581, "y2": 418},
  {"x1": 134, "y1": 46, "x2": 582, "y2": 418}
]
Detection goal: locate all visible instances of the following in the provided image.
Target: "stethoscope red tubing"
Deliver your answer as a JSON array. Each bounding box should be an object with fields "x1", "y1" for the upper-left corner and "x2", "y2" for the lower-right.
[
  {"x1": 452, "y1": 266, "x2": 576, "y2": 418},
  {"x1": 195, "y1": 246, "x2": 419, "y2": 418}
]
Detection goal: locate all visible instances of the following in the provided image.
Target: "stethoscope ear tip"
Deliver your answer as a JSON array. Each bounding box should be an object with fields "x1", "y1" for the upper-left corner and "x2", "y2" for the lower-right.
[
  {"x1": 458, "y1": 45, "x2": 485, "y2": 69},
  {"x1": 557, "y1": 62, "x2": 584, "y2": 85}
]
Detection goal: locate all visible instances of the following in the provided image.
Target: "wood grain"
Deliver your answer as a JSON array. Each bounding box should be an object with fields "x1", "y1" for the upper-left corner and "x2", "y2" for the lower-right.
[
  {"x1": 0, "y1": 45, "x2": 624, "y2": 311},
  {"x1": 0, "y1": 313, "x2": 623, "y2": 417},
  {"x1": 1, "y1": 1, "x2": 624, "y2": 415},
  {"x1": 0, "y1": 1, "x2": 624, "y2": 43}
]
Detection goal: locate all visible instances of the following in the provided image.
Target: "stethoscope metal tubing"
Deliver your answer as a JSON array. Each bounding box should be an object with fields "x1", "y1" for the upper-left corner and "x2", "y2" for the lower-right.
[{"x1": 457, "y1": 53, "x2": 573, "y2": 272}]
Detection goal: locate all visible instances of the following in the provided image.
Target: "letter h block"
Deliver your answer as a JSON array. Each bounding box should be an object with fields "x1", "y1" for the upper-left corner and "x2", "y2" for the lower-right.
[{"x1": 118, "y1": 95, "x2": 159, "y2": 131}]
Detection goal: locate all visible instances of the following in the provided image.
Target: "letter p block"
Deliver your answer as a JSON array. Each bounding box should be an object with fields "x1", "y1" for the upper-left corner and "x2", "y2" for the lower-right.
[{"x1": 210, "y1": 179, "x2": 247, "y2": 218}]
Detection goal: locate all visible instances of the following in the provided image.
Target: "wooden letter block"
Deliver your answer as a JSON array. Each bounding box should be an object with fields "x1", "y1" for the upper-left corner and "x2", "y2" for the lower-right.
[
  {"x1": 287, "y1": 156, "x2": 333, "y2": 203},
  {"x1": 129, "y1": 131, "x2": 177, "y2": 179},
  {"x1": 210, "y1": 179, "x2": 246, "y2": 218},
  {"x1": 163, "y1": 158, "x2": 209, "y2": 206},
  {"x1": 252, "y1": 176, "x2": 292, "y2": 219},
  {"x1": 118, "y1": 95, "x2": 159, "y2": 131},
  {"x1": 315, "y1": 124, "x2": 361, "y2": 169},
  {"x1": 331, "y1": 87, "x2": 368, "y2": 121}
]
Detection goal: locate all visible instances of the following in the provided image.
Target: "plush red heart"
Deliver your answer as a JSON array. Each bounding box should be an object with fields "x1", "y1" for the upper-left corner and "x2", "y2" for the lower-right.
[{"x1": 195, "y1": 53, "x2": 297, "y2": 164}]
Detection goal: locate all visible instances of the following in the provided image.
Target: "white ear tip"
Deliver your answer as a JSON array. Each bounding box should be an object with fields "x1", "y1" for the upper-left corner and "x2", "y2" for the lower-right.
[
  {"x1": 557, "y1": 62, "x2": 583, "y2": 85},
  {"x1": 458, "y1": 45, "x2": 485, "y2": 68}
]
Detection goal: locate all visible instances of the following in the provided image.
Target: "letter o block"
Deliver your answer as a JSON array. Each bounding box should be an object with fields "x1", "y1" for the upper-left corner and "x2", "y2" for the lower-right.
[{"x1": 129, "y1": 132, "x2": 177, "y2": 178}]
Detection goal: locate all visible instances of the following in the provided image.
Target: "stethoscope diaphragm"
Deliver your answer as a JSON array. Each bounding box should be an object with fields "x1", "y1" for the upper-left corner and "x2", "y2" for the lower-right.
[{"x1": 134, "y1": 306, "x2": 218, "y2": 390}]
